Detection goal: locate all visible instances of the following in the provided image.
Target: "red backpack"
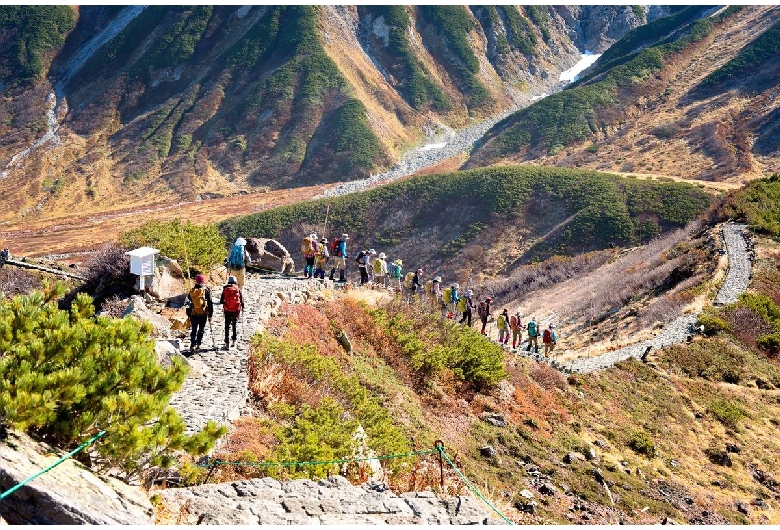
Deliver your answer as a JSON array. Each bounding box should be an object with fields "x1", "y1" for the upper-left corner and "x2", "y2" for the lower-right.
[
  {"x1": 330, "y1": 238, "x2": 342, "y2": 257},
  {"x1": 543, "y1": 329, "x2": 552, "y2": 343},
  {"x1": 223, "y1": 285, "x2": 242, "y2": 312}
]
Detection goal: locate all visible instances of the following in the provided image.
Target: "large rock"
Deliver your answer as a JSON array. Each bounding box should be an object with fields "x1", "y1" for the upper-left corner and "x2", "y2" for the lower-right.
[
  {"x1": 0, "y1": 429, "x2": 153, "y2": 524},
  {"x1": 148, "y1": 257, "x2": 186, "y2": 304},
  {"x1": 122, "y1": 295, "x2": 172, "y2": 335},
  {"x1": 245, "y1": 238, "x2": 295, "y2": 274}
]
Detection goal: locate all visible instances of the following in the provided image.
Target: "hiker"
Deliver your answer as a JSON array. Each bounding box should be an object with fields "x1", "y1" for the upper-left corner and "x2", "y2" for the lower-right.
[
  {"x1": 373, "y1": 252, "x2": 388, "y2": 287},
  {"x1": 428, "y1": 276, "x2": 442, "y2": 310},
  {"x1": 185, "y1": 274, "x2": 214, "y2": 354},
  {"x1": 510, "y1": 311, "x2": 523, "y2": 350},
  {"x1": 356, "y1": 247, "x2": 370, "y2": 285},
  {"x1": 458, "y1": 289, "x2": 475, "y2": 326},
  {"x1": 543, "y1": 323, "x2": 557, "y2": 357},
  {"x1": 479, "y1": 297, "x2": 492, "y2": 335},
  {"x1": 219, "y1": 275, "x2": 245, "y2": 350},
  {"x1": 329, "y1": 233, "x2": 349, "y2": 282},
  {"x1": 0, "y1": 248, "x2": 8, "y2": 262},
  {"x1": 367, "y1": 249, "x2": 377, "y2": 283},
  {"x1": 314, "y1": 237, "x2": 330, "y2": 279},
  {"x1": 300, "y1": 233, "x2": 318, "y2": 278},
  {"x1": 225, "y1": 237, "x2": 251, "y2": 288},
  {"x1": 526, "y1": 317, "x2": 540, "y2": 354},
  {"x1": 390, "y1": 259, "x2": 403, "y2": 292},
  {"x1": 412, "y1": 268, "x2": 423, "y2": 297},
  {"x1": 497, "y1": 308, "x2": 510, "y2": 345},
  {"x1": 450, "y1": 283, "x2": 460, "y2": 317}
]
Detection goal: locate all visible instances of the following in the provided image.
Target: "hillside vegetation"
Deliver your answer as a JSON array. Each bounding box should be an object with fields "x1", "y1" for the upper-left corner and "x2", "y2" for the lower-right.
[{"x1": 219, "y1": 166, "x2": 712, "y2": 279}]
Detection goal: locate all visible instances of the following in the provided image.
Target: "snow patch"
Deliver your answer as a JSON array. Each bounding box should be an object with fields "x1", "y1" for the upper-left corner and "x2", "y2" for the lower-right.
[
  {"x1": 559, "y1": 52, "x2": 602, "y2": 83},
  {"x1": 532, "y1": 93, "x2": 548, "y2": 101}
]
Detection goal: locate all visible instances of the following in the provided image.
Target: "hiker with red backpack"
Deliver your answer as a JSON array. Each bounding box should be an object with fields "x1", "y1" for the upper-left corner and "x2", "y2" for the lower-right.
[
  {"x1": 329, "y1": 233, "x2": 349, "y2": 282},
  {"x1": 543, "y1": 323, "x2": 557, "y2": 358},
  {"x1": 220, "y1": 275, "x2": 245, "y2": 350},
  {"x1": 185, "y1": 274, "x2": 213, "y2": 354},
  {"x1": 478, "y1": 297, "x2": 492, "y2": 335}
]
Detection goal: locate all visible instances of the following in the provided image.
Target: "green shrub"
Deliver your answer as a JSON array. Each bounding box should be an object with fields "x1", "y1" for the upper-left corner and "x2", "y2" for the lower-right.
[
  {"x1": 121, "y1": 218, "x2": 226, "y2": 273},
  {"x1": 0, "y1": 283, "x2": 225, "y2": 482},
  {"x1": 702, "y1": 19, "x2": 780, "y2": 88},
  {"x1": 724, "y1": 175, "x2": 780, "y2": 237},
  {"x1": 697, "y1": 312, "x2": 730, "y2": 335},
  {"x1": 757, "y1": 332, "x2": 780, "y2": 356},
  {"x1": 709, "y1": 399, "x2": 746, "y2": 429},
  {"x1": 627, "y1": 431, "x2": 657, "y2": 457}
]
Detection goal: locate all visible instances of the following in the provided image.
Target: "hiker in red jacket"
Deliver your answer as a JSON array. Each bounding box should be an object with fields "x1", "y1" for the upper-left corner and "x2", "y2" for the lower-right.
[{"x1": 219, "y1": 275, "x2": 245, "y2": 350}]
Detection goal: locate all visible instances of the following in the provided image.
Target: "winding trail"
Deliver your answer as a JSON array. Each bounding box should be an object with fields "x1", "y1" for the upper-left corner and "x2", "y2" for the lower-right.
[{"x1": 559, "y1": 222, "x2": 751, "y2": 373}]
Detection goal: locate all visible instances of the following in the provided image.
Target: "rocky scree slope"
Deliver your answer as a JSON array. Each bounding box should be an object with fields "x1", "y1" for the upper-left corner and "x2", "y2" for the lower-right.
[
  {"x1": 0, "y1": 5, "x2": 652, "y2": 224},
  {"x1": 468, "y1": 5, "x2": 780, "y2": 183}
]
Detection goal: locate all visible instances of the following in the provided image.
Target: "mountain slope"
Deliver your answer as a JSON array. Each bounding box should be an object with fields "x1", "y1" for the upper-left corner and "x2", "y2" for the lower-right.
[
  {"x1": 468, "y1": 5, "x2": 780, "y2": 183},
  {"x1": 0, "y1": 5, "x2": 650, "y2": 225}
]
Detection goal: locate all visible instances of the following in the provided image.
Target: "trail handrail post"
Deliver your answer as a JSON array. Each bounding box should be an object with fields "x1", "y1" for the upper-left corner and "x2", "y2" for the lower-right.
[{"x1": 435, "y1": 440, "x2": 445, "y2": 489}]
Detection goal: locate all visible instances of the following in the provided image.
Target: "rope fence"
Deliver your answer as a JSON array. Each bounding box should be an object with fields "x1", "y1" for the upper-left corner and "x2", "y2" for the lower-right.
[{"x1": 0, "y1": 430, "x2": 106, "y2": 501}]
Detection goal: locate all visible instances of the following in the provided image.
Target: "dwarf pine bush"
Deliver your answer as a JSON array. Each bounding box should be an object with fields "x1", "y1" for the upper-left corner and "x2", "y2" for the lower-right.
[{"x1": 0, "y1": 283, "x2": 225, "y2": 482}]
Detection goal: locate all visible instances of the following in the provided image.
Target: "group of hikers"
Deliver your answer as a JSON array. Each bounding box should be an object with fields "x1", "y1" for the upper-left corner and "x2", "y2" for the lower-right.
[
  {"x1": 183, "y1": 234, "x2": 559, "y2": 356},
  {"x1": 299, "y1": 233, "x2": 559, "y2": 356}
]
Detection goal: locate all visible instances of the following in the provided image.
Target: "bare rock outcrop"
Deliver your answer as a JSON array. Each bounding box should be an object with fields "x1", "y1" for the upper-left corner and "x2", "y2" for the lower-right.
[
  {"x1": 0, "y1": 428, "x2": 153, "y2": 524},
  {"x1": 245, "y1": 238, "x2": 296, "y2": 274}
]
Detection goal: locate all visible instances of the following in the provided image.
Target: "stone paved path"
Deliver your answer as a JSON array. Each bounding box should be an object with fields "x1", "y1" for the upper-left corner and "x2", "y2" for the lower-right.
[
  {"x1": 169, "y1": 274, "x2": 327, "y2": 434},
  {"x1": 157, "y1": 475, "x2": 502, "y2": 525},
  {"x1": 547, "y1": 223, "x2": 750, "y2": 374}
]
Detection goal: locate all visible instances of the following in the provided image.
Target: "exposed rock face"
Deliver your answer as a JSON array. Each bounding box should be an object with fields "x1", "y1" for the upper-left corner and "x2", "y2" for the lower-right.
[
  {"x1": 147, "y1": 257, "x2": 185, "y2": 304},
  {"x1": 0, "y1": 429, "x2": 153, "y2": 524},
  {"x1": 245, "y1": 238, "x2": 296, "y2": 274},
  {"x1": 554, "y1": 5, "x2": 648, "y2": 53},
  {"x1": 156, "y1": 475, "x2": 502, "y2": 524},
  {"x1": 122, "y1": 295, "x2": 172, "y2": 335}
]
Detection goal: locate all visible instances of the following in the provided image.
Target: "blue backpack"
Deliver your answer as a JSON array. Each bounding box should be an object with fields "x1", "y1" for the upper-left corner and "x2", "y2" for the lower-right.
[{"x1": 227, "y1": 244, "x2": 245, "y2": 269}]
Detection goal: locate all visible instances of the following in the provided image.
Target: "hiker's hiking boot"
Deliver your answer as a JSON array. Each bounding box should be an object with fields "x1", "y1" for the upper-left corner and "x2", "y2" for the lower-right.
[
  {"x1": 223, "y1": 342, "x2": 229, "y2": 351},
  {"x1": 231, "y1": 339, "x2": 236, "y2": 348}
]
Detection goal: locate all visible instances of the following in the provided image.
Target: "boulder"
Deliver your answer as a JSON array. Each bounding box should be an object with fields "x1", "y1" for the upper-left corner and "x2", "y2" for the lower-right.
[
  {"x1": 147, "y1": 258, "x2": 185, "y2": 303},
  {"x1": 480, "y1": 446, "x2": 497, "y2": 458},
  {"x1": 122, "y1": 296, "x2": 171, "y2": 335},
  {"x1": 245, "y1": 238, "x2": 295, "y2": 274},
  {"x1": 0, "y1": 429, "x2": 153, "y2": 524},
  {"x1": 480, "y1": 413, "x2": 509, "y2": 428}
]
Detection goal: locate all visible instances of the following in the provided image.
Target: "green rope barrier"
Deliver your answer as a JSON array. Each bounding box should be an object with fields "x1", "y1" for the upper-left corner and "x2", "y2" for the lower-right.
[
  {"x1": 0, "y1": 430, "x2": 107, "y2": 501},
  {"x1": 438, "y1": 447, "x2": 515, "y2": 525},
  {"x1": 198, "y1": 448, "x2": 437, "y2": 468}
]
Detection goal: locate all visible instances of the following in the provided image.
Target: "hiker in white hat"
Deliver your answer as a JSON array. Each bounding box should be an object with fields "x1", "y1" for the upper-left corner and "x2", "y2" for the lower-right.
[
  {"x1": 329, "y1": 233, "x2": 349, "y2": 282},
  {"x1": 226, "y1": 237, "x2": 251, "y2": 288},
  {"x1": 373, "y1": 251, "x2": 388, "y2": 288}
]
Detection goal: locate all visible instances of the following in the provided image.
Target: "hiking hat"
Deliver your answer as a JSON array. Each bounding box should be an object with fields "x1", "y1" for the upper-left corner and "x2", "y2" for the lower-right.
[
  {"x1": 378, "y1": 252, "x2": 386, "y2": 258},
  {"x1": 341, "y1": 233, "x2": 349, "y2": 240},
  {"x1": 320, "y1": 237, "x2": 327, "y2": 243},
  {"x1": 452, "y1": 283, "x2": 459, "y2": 289},
  {"x1": 394, "y1": 259, "x2": 403, "y2": 266},
  {"x1": 485, "y1": 297, "x2": 492, "y2": 302},
  {"x1": 549, "y1": 323, "x2": 555, "y2": 328},
  {"x1": 227, "y1": 275, "x2": 237, "y2": 285},
  {"x1": 503, "y1": 308, "x2": 508, "y2": 313},
  {"x1": 416, "y1": 268, "x2": 423, "y2": 274},
  {"x1": 310, "y1": 233, "x2": 317, "y2": 240},
  {"x1": 235, "y1": 237, "x2": 246, "y2": 246},
  {"x1": 466, "y1": 289, "x2": 473, "y2": 297},
  {"x1": 434, "y1": 276, "x2": 441, "y2": 282},
  {"x1": 369, "y1": 248, "x2": 376, "y2": 255},
  {"x1": 195, "y1": 274, "x2": 206, "y2": 285}
]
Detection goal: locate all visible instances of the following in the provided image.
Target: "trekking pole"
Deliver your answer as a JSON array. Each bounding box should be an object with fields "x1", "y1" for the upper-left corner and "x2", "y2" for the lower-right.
[{"x1": 208, "y1": 318, "x2": 217, "y2": 351}]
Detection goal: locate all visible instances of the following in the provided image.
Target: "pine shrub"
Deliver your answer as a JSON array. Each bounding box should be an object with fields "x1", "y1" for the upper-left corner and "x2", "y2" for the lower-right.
[{"x1": 0, "y1": 283, "x2": 225, "y2": 483}]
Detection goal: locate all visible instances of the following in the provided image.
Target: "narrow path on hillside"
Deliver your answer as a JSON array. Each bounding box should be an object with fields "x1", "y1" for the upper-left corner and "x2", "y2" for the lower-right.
[
  {"x1": 169, "y1": 275, "x2": 325, "y2": 434},
  {"x1": 559, "y1": 222, "x2": 751, "y2": 374}
]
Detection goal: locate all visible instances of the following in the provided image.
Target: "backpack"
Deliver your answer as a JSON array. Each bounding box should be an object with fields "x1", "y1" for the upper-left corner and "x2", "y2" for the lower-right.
[
  {"x1": 223, "y1": 285, "x2": 241, "y2": 313},
  {"x1": 391, "y1": 263, "x2": 402, "y2": 279},
  {"x1": 543, "y1": 329, "x2": 552, "y2": 343},
  {"x1": 330, "y1": 238, "x2": 341, "y2": 256},
  {"x1": 189, "y1": 286, "x2": 208, "y2": 316},
  {"x1": 355, "y1": 250, "x2": 366, "y2": 265},
  {"x1": 404, "y1": 271, "x2": 415, "y2": 288},
  {"x1": 451, "y1": 288, "x2": 459, "y2": 302},
  {"x1": 528, "y1": 320, "x2": 538, "y2": 336},
  {"x1": 373, "y1": 258, "x2": 383, "y2": 274},
  {"x1": 497, "y1": 314, "x2": 507, "y2": 329},
  {"x1": 510, "y1": 315, "x2": 518, "y2": 330},
  {"x1": 301, "y1": 237, "x2": 314, "y2": 255},
  {"x1": 458, "y1": 297, "x2": 467, "y2": 312},
  {"x1": 425, "y1": 280, "x2": 433, "y2": 295},
  {"x1": 442, "y1": 287, "x2": 452, "y2": 304},
  {"x1": 477, "y1": 301, "x2": 486, "y2": 318},
  {"x1": 227, "y1": 244, "x2": 245, "y2": 269}
]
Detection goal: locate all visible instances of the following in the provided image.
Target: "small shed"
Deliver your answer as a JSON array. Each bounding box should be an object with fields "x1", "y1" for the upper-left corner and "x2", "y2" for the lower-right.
[{"x1": 126, "y1": 247, "x2": 159, "y2": 290}]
